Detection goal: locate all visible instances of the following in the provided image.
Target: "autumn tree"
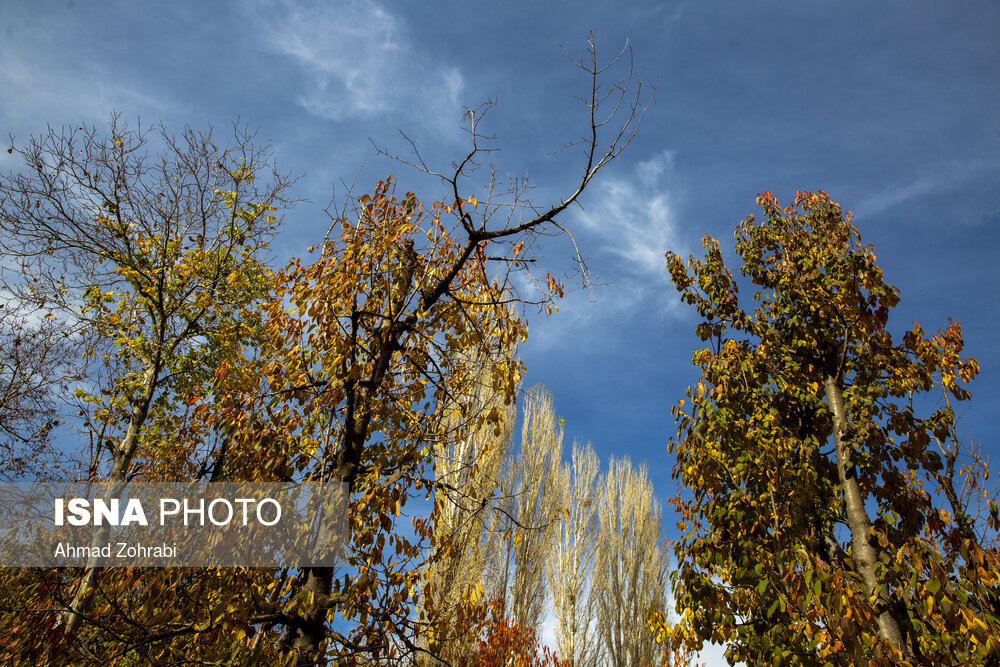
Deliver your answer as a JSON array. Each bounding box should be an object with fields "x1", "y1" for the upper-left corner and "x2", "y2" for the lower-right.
[
  {"x1": 547, "y1": 440, "x2": 602, "y2": 667},
  {"x1": 592, "y1": 455, "x2": 670, "y2": 667},
  {"x1": 0, "y1": 114, "x2": 294, "y2": 659},
  {"x1": 215, "y1": 36, "x2": 650, "y2": 665},
  {"x1": 490, "y1": 386, "x2": 565, "y2": 637},
  {"x1": 419, "y1": 378, "x2": 565, "y2": 665},
  {"x1": 0, "y1": 114, "x2": 292, "y2": 486},
  {"x1": 661, "y1": 191, "x2": 1000, "y2": 665},
  {"x1": 421, "y1": 349, "x2": 518, "y2": 663}
]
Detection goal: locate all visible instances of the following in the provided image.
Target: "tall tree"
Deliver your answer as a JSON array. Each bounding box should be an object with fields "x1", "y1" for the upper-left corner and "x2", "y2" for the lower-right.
[
  {"x1": 547, "y1": 440, "x2": 602, "y2": 667},
  {"x1": 236, "y1": 35, "x2": 649, "y2": 665},
  {"x1": 593, "y1": 455, "x2": 669, "y2": 667},
  {"x1": 492, "y1": 386, "x2": 565, "y2": 634},
  {"x1": 662, "y1": 191, "x2": 1000, "y2": 665},
  {"x1": 422, "y1": 348, "x2": 518, "y2": 663},
  {"x1": 0, "y1": 114, "x2": 294, "y2": 654}
]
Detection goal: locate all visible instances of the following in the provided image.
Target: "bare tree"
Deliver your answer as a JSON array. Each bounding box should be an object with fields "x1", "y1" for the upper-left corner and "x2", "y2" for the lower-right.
[
  {"x1": 593, "y1": 456, "x2": 669, "y2": 667},
  {"x1": 547, "y1": 440, "x2": 602, "y2": 667},
  {"x1": 0, "y1": 301, "x2": 81, "y2": 479}
]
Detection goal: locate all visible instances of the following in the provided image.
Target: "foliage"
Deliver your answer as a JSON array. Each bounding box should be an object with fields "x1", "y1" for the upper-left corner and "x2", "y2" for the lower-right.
[
  {"x1": 421, "y1": 353, "x2": 517, "y2": 662},
  {"x1": 470, "y1": 593, "x2": 564, "y2": 667},
  {"x1": 0, "y1": 115, "x2": 293, "y2": 662},
  {"x1": 427, "y1": 386, "x2": 671, "y2": 667},
  {"x1": 658, "y1": 190, "x2": 1000, "y2": 665},
  {"x1": 594, "y1": 456, "x2": 669, "y2": 667},
  {"x1": 547, "y1": 440, "x2": 602, "y2": 667},
  {"x1": 0, "y1": 114, "x2": 291, "y2": 487},
  {"x1": 245, "y1": 176, "x2": 531, "y2": 663},
  {"x1": 230, "y1": 35, "x2": 649, "y2": 664},
  {"x1": 0, "y1": 34, "x2": 652, "y2": 665},
  {"x1": 491, "y1": 386, "x2": 565, "y2": 633}
]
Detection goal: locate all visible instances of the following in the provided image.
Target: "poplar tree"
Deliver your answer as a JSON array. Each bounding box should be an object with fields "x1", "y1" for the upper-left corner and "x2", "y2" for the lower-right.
[
  {"x1": 547, "y1": 441, "x2": 602, "y2": 667},
  {"x1": 593, "y1": 456, "x2": 669, "y2": 667}
]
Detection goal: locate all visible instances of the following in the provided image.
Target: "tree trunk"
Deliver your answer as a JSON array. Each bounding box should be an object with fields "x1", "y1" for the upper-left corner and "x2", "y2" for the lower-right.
[
  {"x1": 58, "y1": 363, "x2": 160, "y2": 637},
  {"x1": 289, "y1": 567, "x2": 335, "y2": 664},
  {"x1": 823, "y1": 374, "x2": 905, "y2": 651}
]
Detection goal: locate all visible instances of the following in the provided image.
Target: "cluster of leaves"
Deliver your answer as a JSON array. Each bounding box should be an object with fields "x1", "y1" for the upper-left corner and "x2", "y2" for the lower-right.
[
  {"x1": 656, "y1": 191, "x2": 1000, "y2": 665},
  {"x1": 470, "y1": 593, "x2": 564, "y2": 667}
]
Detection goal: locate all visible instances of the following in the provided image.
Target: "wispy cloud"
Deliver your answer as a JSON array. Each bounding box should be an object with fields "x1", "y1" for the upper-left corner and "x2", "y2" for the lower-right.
[
  {"x1": 576, "y1": 150, "x2": 680, "y2": 279},
  {"x1": 250, "y1": 0, "x2": 464, "y2": 122},
  {"x1": 520, "y1": 150, "x2": 686, "y2": 351},
  {"x1": 854, "y1": 156, "x2": 997, "y2": 220}
]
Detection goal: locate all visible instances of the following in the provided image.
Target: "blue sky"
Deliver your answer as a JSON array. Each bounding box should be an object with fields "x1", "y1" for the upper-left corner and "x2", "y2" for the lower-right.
[{"x1": 3, "y1": 0, "x2": 998, "y2": 661}]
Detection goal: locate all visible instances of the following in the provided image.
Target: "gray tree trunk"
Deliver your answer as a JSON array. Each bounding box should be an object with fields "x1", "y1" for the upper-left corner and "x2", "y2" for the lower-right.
[{"x1": 823, "y1": 374, "x2": 905, "y2": 651}]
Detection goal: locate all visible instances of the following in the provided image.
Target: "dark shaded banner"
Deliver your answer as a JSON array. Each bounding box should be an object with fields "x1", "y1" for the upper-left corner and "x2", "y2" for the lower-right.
[{"x1": 0, "y1": 482, "x2": 347, "y2": 567}]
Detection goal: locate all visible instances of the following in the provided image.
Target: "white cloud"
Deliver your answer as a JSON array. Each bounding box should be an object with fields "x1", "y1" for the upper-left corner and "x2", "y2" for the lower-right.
[
  {"x1": 251, "y1": 0, "x2": 464, "y2": 122},
  {"x1": 577, "y1": 150, "x2": 680, "y2": 280},
  {"x1": 854, "y1": 156, "x2": 996, "y2": 219},
  {"x1": 515, "y1": 150, "x2": 687, "y2": 351}
]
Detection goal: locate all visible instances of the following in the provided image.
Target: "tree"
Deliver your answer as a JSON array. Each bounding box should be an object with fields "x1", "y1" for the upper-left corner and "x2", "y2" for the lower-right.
[
  {"x1": 421, "y1": 349, "x2": 518, "y2": 664},
  {"x1": 0, "y1": 114, "x2": 294, "y2": 658},
  {"x1": 225, "y1": 35, "x2": 649, "y2": 665},
  {"x1": 491, "y1": 386, "x2": 565, "y2": 635},
  {"x1": 661, "y1": 191, "x2": 1000, "y2": 665},
  {"x1": 0, "y1": 114, "x2": 292, "y2": 486},
  {"x1": 547, "y1": 440, "x2": 602, "y2": 667},
  {"x1": 592, "y1": 455, "x2": 669, "y2": 667},
  {"x1": 0, "y1": 301, "x2": 81, "y2": 480},
  {"x1": 420, "y1": 380, "x2": 572, "y2": 665}
]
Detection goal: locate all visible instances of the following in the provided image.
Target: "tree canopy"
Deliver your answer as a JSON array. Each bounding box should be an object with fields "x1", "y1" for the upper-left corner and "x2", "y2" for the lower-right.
[{"x1": 659, "y1": 191, "x2": 1000, "y2": 665}]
